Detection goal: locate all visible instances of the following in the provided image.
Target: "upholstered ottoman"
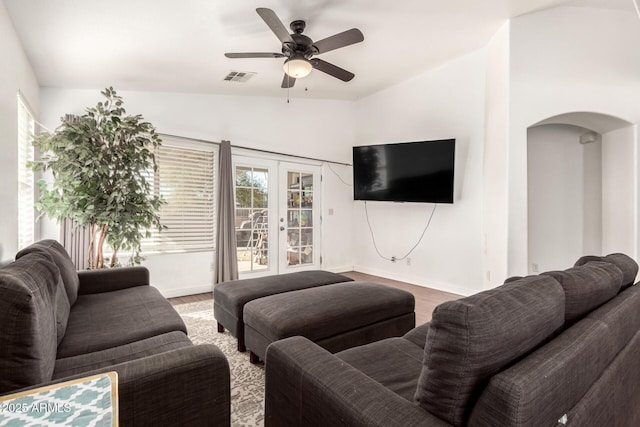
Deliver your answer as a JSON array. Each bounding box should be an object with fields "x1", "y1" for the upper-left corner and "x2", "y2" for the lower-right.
[
  {"x1": 243, "y1": 281, "x2": 415, "y2": 363},
  {"x1": 214, "y1": 270, "x2": 353, "y2": 351}
]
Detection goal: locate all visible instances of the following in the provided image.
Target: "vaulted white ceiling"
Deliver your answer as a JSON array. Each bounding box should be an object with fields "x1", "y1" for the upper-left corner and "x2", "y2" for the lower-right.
[{"x1": 3, "y1": 0, "x2": 636, "y2": 100}]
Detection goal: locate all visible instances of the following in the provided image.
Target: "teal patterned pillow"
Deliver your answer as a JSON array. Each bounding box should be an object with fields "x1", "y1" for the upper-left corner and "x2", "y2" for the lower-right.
[{"x1": 0, "y1": 372, "x2": 118, "y2": 426}]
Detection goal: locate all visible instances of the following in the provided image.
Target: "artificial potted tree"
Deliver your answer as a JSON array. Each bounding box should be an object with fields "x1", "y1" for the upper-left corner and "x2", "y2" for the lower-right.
[{"x1": 30, "y1": 87, "x2": 165, "y2": 268}]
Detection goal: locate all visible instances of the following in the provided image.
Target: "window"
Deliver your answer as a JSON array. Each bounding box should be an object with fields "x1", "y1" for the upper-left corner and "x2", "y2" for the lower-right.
[
  {"x1": 141, "y1": 138, "x2": 216, "y2": 253},
  {"x1": 17, "y1": 93, "x2": 35, "y2": 249}
]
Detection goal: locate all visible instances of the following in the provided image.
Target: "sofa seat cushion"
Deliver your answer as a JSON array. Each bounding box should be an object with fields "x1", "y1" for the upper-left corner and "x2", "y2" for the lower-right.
[
  {"x1": 337, "y1": 337, "x2": 424, "y2": 402},
  {"x1": 542, "y1": 261, "x2": 623, "y2": 324},
  {"x1": 415, "y1": 274, "x2": 565, "y2": 427},
  {"x1": 57, "y1": 285, "x2": 187, "y2": 358},
  {"x1": 0, "y1": 252, "x2": 61, "y2": 394},
  {"x1": 17, "y1": 239, "x2": 80, "y2": 306},
  {"x1": 53, "y1": 331, "x2": 193, "y2": 379},
  {"x1": 403, "y1": 322, "x2": 431, "y2": 349}
]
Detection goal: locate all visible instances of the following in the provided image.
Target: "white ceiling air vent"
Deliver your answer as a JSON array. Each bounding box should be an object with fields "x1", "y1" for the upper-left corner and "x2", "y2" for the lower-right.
[{"x1": 223, "y1": 71, "x2": 256, "y2": 83}]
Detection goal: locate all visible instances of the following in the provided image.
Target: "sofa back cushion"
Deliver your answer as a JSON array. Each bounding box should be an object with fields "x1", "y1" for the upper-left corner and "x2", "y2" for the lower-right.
[
  {"x1": 53, "y1": 277, "x2": 70, "y2": 345},
  {"x1": 542, "y1": 261, "x2": 623, "y2": 324},
  {"x1": 414, "y1": 275, "x2": 565, "y2": 426},
  {"x1": 17, "y1": 239, "x2": 80, "y2": 305},
  {"x1": 0, "y1": 251, "x2": 60, "y2": 393},
  {"x1": 575, "y1": 253, "x2": 638, "y2": 290}
]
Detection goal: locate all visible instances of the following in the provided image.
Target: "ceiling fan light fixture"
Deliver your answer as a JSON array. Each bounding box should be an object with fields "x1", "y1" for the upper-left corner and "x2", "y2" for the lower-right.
[{"x1": 283, "y1": 56, "x2": 312, "y2": 78}]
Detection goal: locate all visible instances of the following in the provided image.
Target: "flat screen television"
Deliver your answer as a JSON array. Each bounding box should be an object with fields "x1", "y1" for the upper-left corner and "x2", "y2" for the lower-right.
[{"x1": 353, "y1": 139, "x2": 455, "y2": 203}]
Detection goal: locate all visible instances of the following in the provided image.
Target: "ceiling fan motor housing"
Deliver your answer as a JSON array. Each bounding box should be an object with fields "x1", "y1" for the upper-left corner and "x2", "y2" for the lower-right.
[
  {"x1": 290, "y1": 19, "x2": 306, "y2": 34},
  {"x1": 283, "y1": 32, "x2": 315, "y2": 58}
]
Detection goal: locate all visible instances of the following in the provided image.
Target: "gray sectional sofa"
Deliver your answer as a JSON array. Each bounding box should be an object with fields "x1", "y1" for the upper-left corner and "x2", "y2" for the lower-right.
[
  {"x1": 265, "y1": 254, "x2": 640, "y2": 426},
  {"x1": 0, "y1": 240, "x2": 230, "y2": 427}
]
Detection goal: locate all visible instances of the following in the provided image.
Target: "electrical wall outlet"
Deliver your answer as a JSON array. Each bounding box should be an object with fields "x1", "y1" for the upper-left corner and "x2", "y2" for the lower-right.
[
  {"x1": 406, "y1": 258, "x2": 411, "y2": 266},
  {"x1": 532, "y1": 263, "x2": 539, "y2": 273}
]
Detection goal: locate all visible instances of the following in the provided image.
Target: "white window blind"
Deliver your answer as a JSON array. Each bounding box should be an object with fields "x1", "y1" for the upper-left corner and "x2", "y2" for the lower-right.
[
  {"x1": 142, "y1": 139, "x2": 216, "y2": 253},
  {"x1": 17, "y1": 94, "x2": 35, "y2": 249}
]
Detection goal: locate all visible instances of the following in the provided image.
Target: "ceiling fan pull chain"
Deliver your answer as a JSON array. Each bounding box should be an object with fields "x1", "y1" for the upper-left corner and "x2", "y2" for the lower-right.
[{"x1": 287, "y1": 62, "x2": 290, "y2": 103}]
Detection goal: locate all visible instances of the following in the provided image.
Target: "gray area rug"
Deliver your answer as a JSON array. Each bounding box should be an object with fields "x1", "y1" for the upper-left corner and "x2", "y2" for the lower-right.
[{"x1": 174, "y1": 300, "x2": 265, "y2": 427}]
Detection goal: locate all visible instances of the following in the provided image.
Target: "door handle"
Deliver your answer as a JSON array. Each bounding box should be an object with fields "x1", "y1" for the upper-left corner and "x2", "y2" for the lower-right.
[{"x1": 280, "y1": 226, "x2": 285, "y2": 231}]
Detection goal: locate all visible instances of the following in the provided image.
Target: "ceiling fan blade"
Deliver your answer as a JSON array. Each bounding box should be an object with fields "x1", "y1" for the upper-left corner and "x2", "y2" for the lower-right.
[
  {"x1": 256, "y1": 8, "x2": 294, "y2": 45},
  {"x1": 310, "y1": 59, "x2": 354, "y2": 82},
  {"x1": 281, "y1": 74, "x2": 296, "y2": 88},
  {"x1": 312, "y1": 28, "x2": 364, "y2": 54},
  {"x1": 225, "y1": 52, "x2": 285, "y2": 58}
]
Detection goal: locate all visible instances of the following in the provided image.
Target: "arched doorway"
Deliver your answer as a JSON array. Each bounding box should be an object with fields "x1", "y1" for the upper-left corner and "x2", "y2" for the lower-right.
[{"x1": 527, "y1": 112, "x2": 634, "y2": 274}]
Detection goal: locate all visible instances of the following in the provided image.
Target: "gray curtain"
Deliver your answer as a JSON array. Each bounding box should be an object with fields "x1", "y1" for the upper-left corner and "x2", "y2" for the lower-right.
[
  {"x1": 60, "y1": 218, "x2": 90, "y2": 270},
  {"x1": 215, "y1": 140, "x2": 239, "y2": 283}
]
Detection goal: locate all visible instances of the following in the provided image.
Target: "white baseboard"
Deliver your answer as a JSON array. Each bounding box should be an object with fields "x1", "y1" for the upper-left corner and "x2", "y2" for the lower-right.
[
  {"x1": 352, "y1": 265, "x2": 477, "y2": 297},
  {"x1": 158, "y1": 284, "x2": 213, "y2": 299},
  {"x1": 157, "y1": 266, "x2": 356, "y2": 298},
  {"x1": 156, "y1": 264, "x2": 476, "y2": 299},
  {"x1": 325, "y1": 264, "x2": 355, "y2": 274}
]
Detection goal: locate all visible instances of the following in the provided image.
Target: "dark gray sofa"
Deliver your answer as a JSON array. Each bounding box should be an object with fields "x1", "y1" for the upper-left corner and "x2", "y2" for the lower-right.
[
  {"x1": 0, "y1": 240, "x2": 230, "y2": 427},
  {"x1": 265, "y1": 253, "x2": 640, "y2": 426}
]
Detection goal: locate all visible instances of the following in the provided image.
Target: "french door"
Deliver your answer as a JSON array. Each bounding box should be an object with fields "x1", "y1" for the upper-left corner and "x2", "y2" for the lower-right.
[
  {"x1": 278, "y1": 162, "x2": 322, "y2": 273},
  {"x1": 233, "y1": 157, "x2": 321, "y2": 277},
  {"x1": 233, "y1": 157, "x2": 277, "y2": 276}
]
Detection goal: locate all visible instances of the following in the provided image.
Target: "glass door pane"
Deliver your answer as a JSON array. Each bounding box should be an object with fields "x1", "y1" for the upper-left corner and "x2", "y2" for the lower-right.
[
  {"x1": 280, "y1": 164, "x2": 321, "y2": 271},
  {"x1": 235, "y1": 165, "x2": 270, "y2": 273}
]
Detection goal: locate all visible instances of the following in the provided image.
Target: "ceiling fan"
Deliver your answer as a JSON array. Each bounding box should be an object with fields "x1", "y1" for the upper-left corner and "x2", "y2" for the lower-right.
[{"x1": 225, "y1": 8, "x2": 364, "y2": 88}]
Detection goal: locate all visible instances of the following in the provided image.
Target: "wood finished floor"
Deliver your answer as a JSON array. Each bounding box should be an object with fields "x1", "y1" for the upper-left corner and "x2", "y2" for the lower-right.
[
  {"x1": 340, "y1": 271, "x2": 461, "y2": 325},
  {"x1": 169, "y1": 271, "x2": 461, "y2": 326}
]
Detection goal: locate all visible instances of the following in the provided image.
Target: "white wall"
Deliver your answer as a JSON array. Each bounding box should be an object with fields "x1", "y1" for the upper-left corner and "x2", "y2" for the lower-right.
[
  {"x1": 352, "y1": 49, "x2": 487, "y2": 296},
  {"x1": 13, "y1": 5, "x2": 640, "y2": 297},
  {"x1": 350, "y1": 6, "x2": 640, "y2": 292},
  {"x1": 507, "y1": 6, "x2": 640, "y2": 275},
  {"x1": 483, "y1": 22, "x2": 511, "y2": 287},
  {"x1": 602, "y1": 126, "x2": 635, "y2": 255},
  {"x1": 582, "y1": 133, "x2": 603, "y2": 255},
  {"x1": 0, "y1": 2, "x2": 40, "y2": 261},
  {"x1": 527, "y1": 124, "x2": 601, "y2": 272},
  {"x1": 321, "y1": 162, "x2": 355, "y2": 273},
  {"x1": 141, "y1": 252, "x2": 215, "y2": 297},
  {"x1": 39, "y1": 88, "x2": 355, "y2": 296}
]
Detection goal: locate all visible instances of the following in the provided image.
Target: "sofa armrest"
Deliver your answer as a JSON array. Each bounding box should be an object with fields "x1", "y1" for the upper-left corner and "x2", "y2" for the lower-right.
[
  {"x1": 105, "y1": 344, "x2": 230, "y2": 427},
  {"x1": 265, "y1": 336, "x2": 450, "y2": 427},
  {"x1": 9, "y1": 344, "x2": 230, "y2": 427},
  {"x1": 78, "y1": 266, "x2": 150, "y2": 294}
]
